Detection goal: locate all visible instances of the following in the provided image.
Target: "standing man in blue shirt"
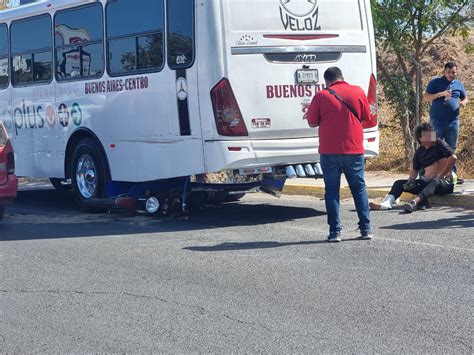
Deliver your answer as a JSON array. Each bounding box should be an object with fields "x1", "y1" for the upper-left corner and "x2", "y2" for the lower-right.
[{"x1": 423, "y1": 62, "x2": 468, "y2": 183}]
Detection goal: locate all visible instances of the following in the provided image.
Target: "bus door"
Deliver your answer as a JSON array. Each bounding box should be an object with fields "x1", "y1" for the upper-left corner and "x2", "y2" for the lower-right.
[{"x1": 164, "y1": 0, "x2": 205, "y2": 174}]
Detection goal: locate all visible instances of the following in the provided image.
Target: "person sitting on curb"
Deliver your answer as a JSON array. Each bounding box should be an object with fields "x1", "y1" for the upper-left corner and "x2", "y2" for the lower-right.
[{"x1": 369, "y1": 122, "x2": 457, "y2": 213}]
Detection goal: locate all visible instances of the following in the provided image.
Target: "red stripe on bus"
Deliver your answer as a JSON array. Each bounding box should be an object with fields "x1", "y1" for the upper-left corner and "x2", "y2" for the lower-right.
[{"x1": 263, "y1": 34, "x2": 339, "y2": 41}]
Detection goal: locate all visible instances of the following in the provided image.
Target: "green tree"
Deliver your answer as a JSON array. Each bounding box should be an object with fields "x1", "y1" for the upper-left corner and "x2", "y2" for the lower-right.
[{"x1": 372, "y1": 0, "x2": 473, "y2": 165}]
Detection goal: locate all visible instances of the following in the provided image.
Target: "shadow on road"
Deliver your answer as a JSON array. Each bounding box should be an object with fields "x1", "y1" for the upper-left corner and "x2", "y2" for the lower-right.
[
  {"x1": 183, "y1": 240, "x2": 328, "y2": 252},
  {"x1": 0, "y1": 188, "x2": 325, "y2": 241},
  {"x1": 183, "y1": 237, "x2": 366, "y2": 252},
  {"x1": 380, "y1": 212, "x2": 474, "y2": 230}
]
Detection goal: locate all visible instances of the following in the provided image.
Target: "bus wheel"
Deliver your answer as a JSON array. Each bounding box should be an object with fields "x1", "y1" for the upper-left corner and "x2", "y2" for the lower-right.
[
  {"x1": 71, "y1": 139, "x2": 109, "y2": 208},
  {"x1": 49, "y1": 178, "x2": 72, "y2": 191}
]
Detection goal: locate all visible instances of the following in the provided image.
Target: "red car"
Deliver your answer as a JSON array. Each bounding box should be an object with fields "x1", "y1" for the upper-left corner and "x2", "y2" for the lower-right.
[{"x1": 0, "y1": 121, "x2": 17, "y2": 221}]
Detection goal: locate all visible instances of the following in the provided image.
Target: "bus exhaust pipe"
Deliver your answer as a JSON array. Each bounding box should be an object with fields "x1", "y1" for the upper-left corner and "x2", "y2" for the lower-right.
[
  {"x1": 313, "y1": 163, "x2": 323, "y2": 176},
  {"x1": 285, "y1": 165, "x2": 297, "y2": 178},
  {"x1": 304, "y1": 164, "x2": 316, "y2": 176},
  {"x1": 295, "y1": 164, "x2": 306, "y2": 177}
]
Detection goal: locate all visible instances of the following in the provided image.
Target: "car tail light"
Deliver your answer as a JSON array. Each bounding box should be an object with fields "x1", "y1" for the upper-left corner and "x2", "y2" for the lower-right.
[
  {"x1": 7, "y1": 151, "x2": 14, "y2": 174},
  {"x1": 210, "y1": 78, "x2": 248, "y2": 136},
  {"x1": 363, "y1": 74, "x2": 377, "y2": 129}
]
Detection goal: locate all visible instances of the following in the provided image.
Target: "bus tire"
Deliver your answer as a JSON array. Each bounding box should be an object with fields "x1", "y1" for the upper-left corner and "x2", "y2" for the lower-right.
[
  {"x1": 71, "y1": 138, "x2": 109, "y2": 208},
  {"x1": 49, "y1": 178, "x2": 72, "y2": 191}
]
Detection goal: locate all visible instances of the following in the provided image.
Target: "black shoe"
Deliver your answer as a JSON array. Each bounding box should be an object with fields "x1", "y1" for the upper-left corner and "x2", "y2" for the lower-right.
[
  {"x1": 359, "y1": 231, "x2": 373, "y2": 240},
  {"x1": 457, "y1": 177, "x2": 464, "y2": 185},
  {"x1": 402, "y1": 199, "x2": 417, "y2": 213},
  {"x1": 327, "y1": 232, "x2": 341, "y2": 243}
]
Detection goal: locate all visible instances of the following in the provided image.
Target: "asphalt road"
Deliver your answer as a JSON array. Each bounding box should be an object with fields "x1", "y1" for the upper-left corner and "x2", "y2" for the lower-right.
[{"x1": 1, "y1": 186, "x2": 473, "y2": 353}]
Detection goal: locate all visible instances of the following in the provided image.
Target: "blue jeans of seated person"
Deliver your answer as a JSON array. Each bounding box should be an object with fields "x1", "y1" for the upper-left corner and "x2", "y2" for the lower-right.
[{"x1": 320, "y1": 154, "x2": 371, "y2": 235}]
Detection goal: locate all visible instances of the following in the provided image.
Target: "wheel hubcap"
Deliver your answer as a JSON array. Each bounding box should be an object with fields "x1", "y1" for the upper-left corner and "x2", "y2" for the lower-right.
[{"x1": 76, "y1": 155, "x2": 97, "y2": 199}]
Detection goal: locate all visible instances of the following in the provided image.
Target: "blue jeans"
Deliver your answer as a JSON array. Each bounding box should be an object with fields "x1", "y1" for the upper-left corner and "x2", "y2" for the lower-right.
[
  {"x1": 431, "y1": 118, "x2": 459, "y2": 151},
  {"x1": 320, "y1": 154, "x2": 371, "y2": 235}
]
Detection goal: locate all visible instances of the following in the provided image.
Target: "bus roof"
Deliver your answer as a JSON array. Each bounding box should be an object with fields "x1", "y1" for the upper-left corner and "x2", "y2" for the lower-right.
[{"x1": 0, "y1": 0, "x2": 94, "y2": 22}]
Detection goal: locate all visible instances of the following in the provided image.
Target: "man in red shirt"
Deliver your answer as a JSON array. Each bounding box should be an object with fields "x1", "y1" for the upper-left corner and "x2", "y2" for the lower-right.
[{"x1": 307, "y1": 67, "x2": 372, "y2": 242}]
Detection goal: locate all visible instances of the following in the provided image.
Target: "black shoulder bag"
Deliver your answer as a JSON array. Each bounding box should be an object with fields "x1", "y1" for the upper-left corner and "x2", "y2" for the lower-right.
[{"x1": 325, "y1": 88, "x2": 362, "y2": 123}]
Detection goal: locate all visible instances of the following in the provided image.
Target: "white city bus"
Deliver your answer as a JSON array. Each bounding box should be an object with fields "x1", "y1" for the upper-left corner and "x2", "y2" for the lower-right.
[{"x1": 0, "y1": 0, "x2": 378, "y2": 210}]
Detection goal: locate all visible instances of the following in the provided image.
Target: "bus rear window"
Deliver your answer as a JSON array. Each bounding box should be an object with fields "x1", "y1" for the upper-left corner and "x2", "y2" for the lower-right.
[
  {"x1": 167, "y1": 0, "x2": 195, "y2": 70},
  {"x1": 228, "y1": 0, "x2": 363, "y2": 32}
]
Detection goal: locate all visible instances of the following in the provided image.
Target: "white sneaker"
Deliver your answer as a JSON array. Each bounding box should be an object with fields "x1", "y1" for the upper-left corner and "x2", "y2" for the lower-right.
[
  {"x1": 369, "y1": 201, "x2": 392, "y2": 210},
  {"x1": 359, "y1": 231, "x2": 373, "y2": 240}
]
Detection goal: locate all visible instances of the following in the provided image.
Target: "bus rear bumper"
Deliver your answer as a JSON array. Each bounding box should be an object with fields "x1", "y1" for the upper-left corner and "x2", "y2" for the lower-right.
[
  {"x1": 204, "y1": 137, "x2": 319, "y2": 172},
  {"x1": 204, "y1": 132, "x2": 379, "y2": 172}
]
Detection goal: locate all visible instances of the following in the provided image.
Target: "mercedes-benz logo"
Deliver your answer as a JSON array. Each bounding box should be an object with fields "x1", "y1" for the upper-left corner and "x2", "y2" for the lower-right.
[{"x1": 176, "y1": 77, "x2": 188, "y2": 101}]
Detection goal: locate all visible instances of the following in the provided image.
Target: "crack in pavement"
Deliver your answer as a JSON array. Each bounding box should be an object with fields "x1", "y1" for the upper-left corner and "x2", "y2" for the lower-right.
[
  {"x1": 222, "y1": 313, "x2": 293, "y2": 336},
  {"x1": 0, "y1": 289, "x2": 207, "y2": 313},
  {"x1": 0, "y1": 289, "x2": 293, "y2": 337},
  {"x1": 121, "y1": 291, "x2": 208, "y2": 314}
]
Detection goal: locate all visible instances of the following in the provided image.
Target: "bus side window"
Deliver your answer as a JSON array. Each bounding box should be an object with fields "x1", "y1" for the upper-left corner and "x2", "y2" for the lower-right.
[
  {"x1": 54, "y1": 3, "x2": 104, "y2": 81},
  {"x1": 10, "y1": 15, "x2": 52, "y2": 86},
  {"x1": 167, "y1": 0, "x2": 195, "y2": 70},
  {"x1": 0, "y1": 24, "x2": 8, "y2": 88},
  {"x1": 106, "y1": 0, "x2": 164, "y2": 76}
]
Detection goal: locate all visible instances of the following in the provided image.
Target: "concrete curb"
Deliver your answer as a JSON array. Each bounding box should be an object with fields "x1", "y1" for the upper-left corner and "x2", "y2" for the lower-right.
[{"x1": 283, "y1": 183, "x2": 474, "y2": 209}]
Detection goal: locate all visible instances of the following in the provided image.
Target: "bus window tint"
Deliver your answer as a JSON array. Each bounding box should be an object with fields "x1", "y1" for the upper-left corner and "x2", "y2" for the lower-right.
[
  {"x1": 108, "y1": 37, "x2": 136, "y2": 73},
  {"x1": 10, "y1": 15, "x2": 52, "y2": 86},
  {"x1": 106, "y1": 0, "x2": 164, "y2": 75},
  {"x1": 54, "y1": 4, "x2": 104, "y2": 81},
  {"x1": 33, "y1": 51, "x2": 52, "y2": 82},
  {"x1": 167, "y1": 0, "x2": 194, "y2": 69},
  {"x1": 138, "y1": 34, "x2": 163, "y2": 70},
  {"x1": 0, "y1": 24, "x2": 8, "y2": 88}
]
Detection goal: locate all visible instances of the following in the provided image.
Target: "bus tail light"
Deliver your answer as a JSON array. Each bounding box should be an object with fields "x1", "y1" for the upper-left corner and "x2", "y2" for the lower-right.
[
  {"x1": 363, "y1": 74, "x2": 377, "y2": 129},
  {"x1": 210, "y1": 78, "x2": 248, "y2": 136}
]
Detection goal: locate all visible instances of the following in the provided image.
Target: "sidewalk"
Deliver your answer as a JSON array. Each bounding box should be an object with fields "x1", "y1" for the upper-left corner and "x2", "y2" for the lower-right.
[{"x1": 283, "y1": 171, "x2": 474, "y2": 209}]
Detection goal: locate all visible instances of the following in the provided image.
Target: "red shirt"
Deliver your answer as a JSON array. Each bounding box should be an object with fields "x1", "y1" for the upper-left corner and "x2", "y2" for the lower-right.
[{"x1": 306, "y1": 81, "x2": 371, "y2": 154}]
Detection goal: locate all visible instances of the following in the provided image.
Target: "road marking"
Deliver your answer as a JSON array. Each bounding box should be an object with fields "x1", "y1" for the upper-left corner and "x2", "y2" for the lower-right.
[{"x1": 286, "y1": 226, "x2": 473, "y2": 252}]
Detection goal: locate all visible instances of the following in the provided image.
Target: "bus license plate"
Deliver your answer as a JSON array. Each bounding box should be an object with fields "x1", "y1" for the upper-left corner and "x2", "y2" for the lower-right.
[
  {"x1": 251, "y1": 118, "x2": 271, "y2": 129},
  {"x1": 296, "y1": 69, "x2": 318, "y2": 84}
]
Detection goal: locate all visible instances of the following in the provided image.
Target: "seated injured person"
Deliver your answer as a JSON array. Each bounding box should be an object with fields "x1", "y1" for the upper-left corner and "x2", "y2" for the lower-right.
[{"x1": 370, "y1": 122, "x2": 457, "y2": 213}]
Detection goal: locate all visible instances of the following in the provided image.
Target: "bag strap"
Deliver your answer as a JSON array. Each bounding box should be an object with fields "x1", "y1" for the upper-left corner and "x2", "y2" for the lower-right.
[{"x1": 325, "y1": 88, "x2": 362, "y2": 123}]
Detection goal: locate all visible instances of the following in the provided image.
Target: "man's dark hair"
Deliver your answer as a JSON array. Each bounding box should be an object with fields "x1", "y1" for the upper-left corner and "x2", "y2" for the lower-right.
[
  {"x1": 444, "y1": 62, "x2": 457, "y2": 70},
  {"x1": 324, "y1": 67, "x2": 344, "y2": 82},
  {"x1": 415, "y1": 122, "x2": 435, "y2": 143}
]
